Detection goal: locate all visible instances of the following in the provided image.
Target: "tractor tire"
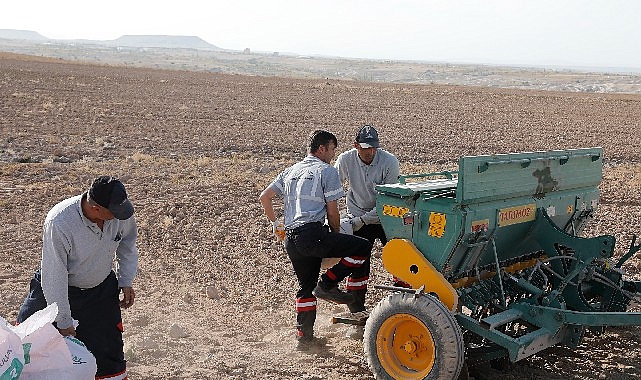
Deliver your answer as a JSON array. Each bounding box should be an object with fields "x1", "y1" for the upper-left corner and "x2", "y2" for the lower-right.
[{"x1": 364, "y1": 292, "x2": 465, "y2": 380}]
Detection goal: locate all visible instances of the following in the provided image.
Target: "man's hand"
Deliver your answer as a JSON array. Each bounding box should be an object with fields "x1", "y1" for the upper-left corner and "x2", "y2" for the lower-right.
[
  {"x1": 120, "y1": 287, "x2": 135, "y2": 309},
  {"x1": 58, "y1": 326, "x2": 76, "y2": 337},
  {"x1": 350, "y1": 217, "x2": 365, "y2": 232}
]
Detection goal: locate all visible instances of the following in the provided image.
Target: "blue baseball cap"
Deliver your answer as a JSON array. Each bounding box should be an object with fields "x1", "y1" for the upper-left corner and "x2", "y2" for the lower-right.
[
  {"x1": 355, "y1": 125, "x2": 380, "y2": 148},
  {"x1": 89, "y1": 176, "x2": 134, "y2": 220}
]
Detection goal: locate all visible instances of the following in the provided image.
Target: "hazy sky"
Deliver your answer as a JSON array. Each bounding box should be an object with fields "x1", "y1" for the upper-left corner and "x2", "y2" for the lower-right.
[{"x1": 2, "y1": 0, "x2": 641, "y2": 70}]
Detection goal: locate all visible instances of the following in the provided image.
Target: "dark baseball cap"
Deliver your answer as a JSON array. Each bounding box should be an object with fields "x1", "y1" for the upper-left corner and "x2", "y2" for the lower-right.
[
  {"x1": 88, "y1": 176, "x2": 134, "y2": 220},
  {"x1": 355, "y1": 125, "x2": 380, "y2": 148}
]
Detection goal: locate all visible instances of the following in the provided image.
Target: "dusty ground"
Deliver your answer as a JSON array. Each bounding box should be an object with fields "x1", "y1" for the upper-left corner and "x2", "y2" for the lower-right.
[{"x1": 1, "y1": 52, "x2": 641, "y2": 379}]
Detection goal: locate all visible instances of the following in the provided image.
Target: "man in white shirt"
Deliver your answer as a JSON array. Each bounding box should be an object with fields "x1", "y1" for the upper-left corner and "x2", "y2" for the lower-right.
[
  {"x1": 259, "y1": 130, "x2": 372, "y2": 350},
  {"x1": 18, "y1": 176, "x2": 138, "y2": 379}
]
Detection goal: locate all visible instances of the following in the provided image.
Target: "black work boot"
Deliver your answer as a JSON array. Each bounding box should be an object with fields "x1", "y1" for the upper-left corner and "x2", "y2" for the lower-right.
[
  {"x1": 312, "y1": 283, "x2": 355, "y2": 305},
  {"x1": 347, "y1": 289, "x2": 367, "y2": 313},
  {"x1": 295, "y1": 331, "x2": 313, "y2": 351},
  {"x1": 295, "y1": 330, "x2": 327, "y2": 351},
  {"x1": 346, "y1": 289, "x2": 367, "y2": 340}
]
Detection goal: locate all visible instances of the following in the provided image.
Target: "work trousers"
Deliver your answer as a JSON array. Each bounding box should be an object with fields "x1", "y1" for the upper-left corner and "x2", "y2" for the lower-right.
[
  {"x1": 17, "y1": 270, "x2": 127, "y2": 379},
  {"x1": 355, "y1": 222, "x2": 410, "y2": 289},
  {"x1": 347, "y1": 223, "x2": 388, "y2": 312},
  {"x1": 354, "y1": 223, "x2": 388, "y2": 246},
  {"x1": 284, "y1": 222, "x2": 372, "y2": 338}
]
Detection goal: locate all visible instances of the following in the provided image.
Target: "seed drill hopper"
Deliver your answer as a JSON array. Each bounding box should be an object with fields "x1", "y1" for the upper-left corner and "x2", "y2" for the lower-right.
[{"x1": 365, "y1": 147, "x2": 641, "y2": 379}]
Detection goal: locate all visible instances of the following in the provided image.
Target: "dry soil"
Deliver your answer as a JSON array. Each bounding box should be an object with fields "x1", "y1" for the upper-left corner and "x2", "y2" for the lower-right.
[{"x1": 1, "y1": 52, "x2": 641, "y2": 379}]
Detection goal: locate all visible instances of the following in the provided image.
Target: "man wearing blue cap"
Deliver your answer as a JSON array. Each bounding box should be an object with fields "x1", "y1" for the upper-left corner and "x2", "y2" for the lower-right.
[
  {"x1": 334, "y1": 125, "x2": 400, "y2": 339},
  {"x1": 17, "y1": 175, "x2": 138, "y2": 379}
]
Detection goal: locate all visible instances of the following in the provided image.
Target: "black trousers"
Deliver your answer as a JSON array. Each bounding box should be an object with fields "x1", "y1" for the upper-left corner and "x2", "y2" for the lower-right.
[
  {"x1": 17, "y1": 270, "x2": 126, "y2": 378},
  {"x1": 284, "y1": 222, "x2": 372, "y2": 338},
  {"x1": 354, "y1": 223, "x2": 388, "y2": 246},
  {"x1": 346, "y1": 223, "x2": 389, "y2": 312},
  {"x1": 355, "y1": 223, "x2": 410, "y2": 288}
]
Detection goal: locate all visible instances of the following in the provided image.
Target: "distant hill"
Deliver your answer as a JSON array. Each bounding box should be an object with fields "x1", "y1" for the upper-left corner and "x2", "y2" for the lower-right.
[
  {"x1": 2, "y1": 29, "x2": 640, "y2": 94},
  {"x1": 0, "y1": 29, "x2": 220, "y2": 50},
  {"x1": 109, "y1": 35, "x2": 219, "y2": 50},
  {"x1": 0, "y1": 29, "x2": 48, "y2": 41}
]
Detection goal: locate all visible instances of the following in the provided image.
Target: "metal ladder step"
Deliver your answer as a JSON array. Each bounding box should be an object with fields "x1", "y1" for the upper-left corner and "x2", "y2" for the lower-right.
[
  {"x1": 513, "y1": 327, "x2": 557, "y2": 360},
  {"x1": 480, "y1": 309, "x2": 523, "y2": 330}
]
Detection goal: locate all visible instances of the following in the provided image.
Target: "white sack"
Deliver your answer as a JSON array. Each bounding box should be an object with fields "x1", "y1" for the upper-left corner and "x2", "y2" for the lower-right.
[
  {"x1": 0, "y1": 317, "x2": 24, "y2": 380},
  {"x1": 64, "y1": 336, "x2": 97, "y2": 379},
  {"x1": 10, "y1": 303, "x2": 96, "y2": 380}
]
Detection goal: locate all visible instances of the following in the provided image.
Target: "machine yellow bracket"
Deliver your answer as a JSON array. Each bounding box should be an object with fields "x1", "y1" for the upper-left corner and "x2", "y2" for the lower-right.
[{"x1": 382, "y1": 238, "x2": 458, "y2": 311}]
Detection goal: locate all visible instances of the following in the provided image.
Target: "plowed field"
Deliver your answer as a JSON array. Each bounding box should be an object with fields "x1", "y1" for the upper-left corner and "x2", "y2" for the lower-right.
[{"x1": 1, "y1": 52, "x2": 641, "y2": 379}]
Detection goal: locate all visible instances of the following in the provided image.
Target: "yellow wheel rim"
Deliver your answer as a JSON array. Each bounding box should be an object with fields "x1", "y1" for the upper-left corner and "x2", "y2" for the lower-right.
[{"x1": 376, "y1": 313, "x2": 436, "y2": 378}]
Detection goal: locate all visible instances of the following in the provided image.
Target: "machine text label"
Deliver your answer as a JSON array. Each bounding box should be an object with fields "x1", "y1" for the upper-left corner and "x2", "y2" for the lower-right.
[
  {"x1": 382, "y1": 204, "x2": 410, "y2": 218},
  {"x1": 498, "y1": 204, "x2": 536, "y2": 227}
]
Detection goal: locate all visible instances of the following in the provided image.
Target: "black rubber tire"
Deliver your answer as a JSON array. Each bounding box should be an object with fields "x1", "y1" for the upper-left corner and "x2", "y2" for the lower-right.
[{"x1": 364, "y1": 292, "x2": 465, "y2": 380}]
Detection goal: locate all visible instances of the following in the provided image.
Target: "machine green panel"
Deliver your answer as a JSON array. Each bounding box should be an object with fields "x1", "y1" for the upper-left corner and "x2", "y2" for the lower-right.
[
  {"x1": 457, "y1": 147, "x2": 602, "y2": 205},
  {"x1": 377, "y1": 148, "x2": 603, "y2": 277},
  {"x1": 376, "y1": 177, "x2": 458, "y2": 250},
  {"x1": 375, "y1": 191, "x2": 417, "y2": 241},
  {"x1": 412, "y1": 196, "x2": 461, "y2": 272}
]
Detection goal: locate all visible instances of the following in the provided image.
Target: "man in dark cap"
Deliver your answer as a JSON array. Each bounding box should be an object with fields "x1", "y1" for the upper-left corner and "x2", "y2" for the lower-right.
[
  {"x1": 17, "y1": 175, "x2": 138, "y2": 379},
  {"x1": 334, "y1": 125, "x2": 400, "y2": 339}
]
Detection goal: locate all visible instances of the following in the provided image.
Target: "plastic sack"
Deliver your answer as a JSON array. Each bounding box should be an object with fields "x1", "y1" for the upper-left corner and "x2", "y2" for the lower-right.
[
  {"x1": 321, "y1": 257, "x2": 341, "y2": 269},
  {"x1": 18, "y1": 338, "x2": 96, "y2": 380},
  {"x1": 0, "y1": 317, "x2": 24, "y2": 380},
  {"x1": 11, "y1": 303, "x2": 96, "y2": 380},
  {"x1": 63, "y1": 336, "x2": 97, "y2": 379}
]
